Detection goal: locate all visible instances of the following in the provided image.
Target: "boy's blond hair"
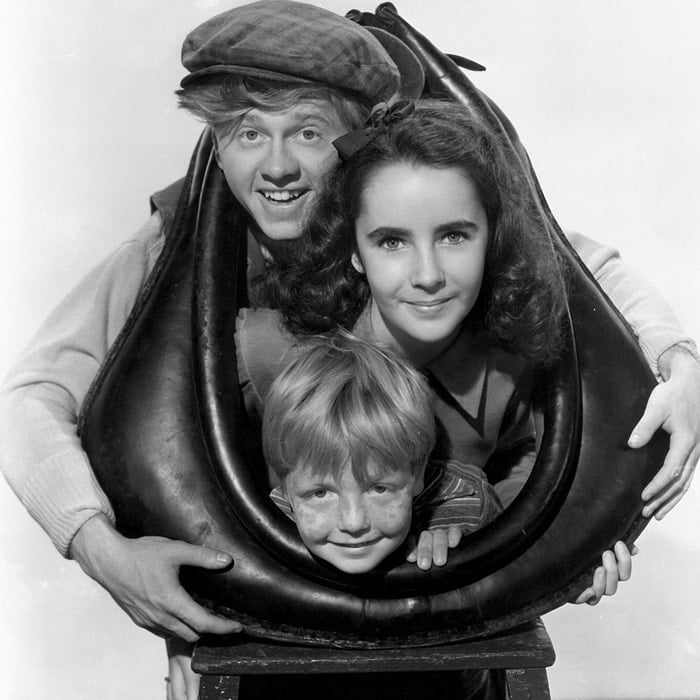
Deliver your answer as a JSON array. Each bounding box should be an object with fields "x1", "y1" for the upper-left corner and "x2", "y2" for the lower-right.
[{"x1": 263, "y1": 332, "x2": 435, "y2": 483}]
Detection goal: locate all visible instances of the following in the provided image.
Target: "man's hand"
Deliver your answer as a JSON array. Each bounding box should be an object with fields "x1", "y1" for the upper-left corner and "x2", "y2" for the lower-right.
[
  {"x1": 405, "y1": 525, "x2": 462, "y2": 570},
  {"x1": 70, "y1": 514, "x2": 243, "y2": 641},
  {"x1": 628, "y1": 345, "x2": 700, "y2": 519}
]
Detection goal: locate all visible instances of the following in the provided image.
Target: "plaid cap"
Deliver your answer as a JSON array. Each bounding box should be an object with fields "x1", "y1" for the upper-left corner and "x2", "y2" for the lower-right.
[{"x1": 180, "y1": 0, "x2": 424, "y2": 105}]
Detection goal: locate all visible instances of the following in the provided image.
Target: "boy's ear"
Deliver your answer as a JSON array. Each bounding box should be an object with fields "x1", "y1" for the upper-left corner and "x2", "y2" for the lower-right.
[
  {"x1": 351, "y1": 251, "x2": 365, "y2": 274},
  {"x1": 412, "y1": 472, "x2": 424, "y2": 497}
]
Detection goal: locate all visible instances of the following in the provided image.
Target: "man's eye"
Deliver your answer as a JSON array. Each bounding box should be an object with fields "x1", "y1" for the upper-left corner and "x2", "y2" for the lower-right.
[{"x1": 300, "y1": 129, "x2": 319, "y2": 141}]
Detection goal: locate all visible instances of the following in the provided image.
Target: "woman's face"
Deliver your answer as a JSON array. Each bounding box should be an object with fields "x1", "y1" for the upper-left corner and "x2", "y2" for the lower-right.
[{"x1": 352, "y1": 163, "x2": 489, "y2": 365}]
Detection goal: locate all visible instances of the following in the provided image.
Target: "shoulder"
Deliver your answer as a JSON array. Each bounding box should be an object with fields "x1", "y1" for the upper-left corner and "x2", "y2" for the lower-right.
[{"x1": 235, "y1": 308, "x2": 299, "y2": 409}]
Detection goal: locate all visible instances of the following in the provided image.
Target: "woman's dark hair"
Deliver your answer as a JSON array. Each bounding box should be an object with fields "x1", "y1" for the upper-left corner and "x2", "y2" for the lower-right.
[{"x1": 265, "y1": 99, "x2": 568, "y2": 364}]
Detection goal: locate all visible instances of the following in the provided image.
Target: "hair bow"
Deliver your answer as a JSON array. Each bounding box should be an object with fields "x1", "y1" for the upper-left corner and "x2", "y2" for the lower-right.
[{"x1": 333, "y1": 99, "x2": 415, "y2": 161}]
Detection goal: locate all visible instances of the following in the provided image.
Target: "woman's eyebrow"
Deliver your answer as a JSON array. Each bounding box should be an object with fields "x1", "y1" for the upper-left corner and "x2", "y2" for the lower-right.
[
  {"x1": 364, "y1": 226, "x2": 411, "y2": 240},
  {"x1": 434, "y1": 219, "x2": 479, "y2": 234}
]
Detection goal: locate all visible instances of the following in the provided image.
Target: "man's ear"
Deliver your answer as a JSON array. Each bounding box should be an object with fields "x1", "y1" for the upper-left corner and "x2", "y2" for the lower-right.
[
  {"x1": 351, "y1": 251, "x2": 365, "y2": 274},
  {"x1": 212, "y1": 131, "x2": 223, "y2": 168}
]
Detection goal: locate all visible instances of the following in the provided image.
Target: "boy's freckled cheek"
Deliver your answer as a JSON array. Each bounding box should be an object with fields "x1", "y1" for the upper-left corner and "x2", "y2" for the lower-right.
[
  {"x1": 294, "y1": 504, "x2": 333, "y2": 538},
  {"x1": 373, "y1": 495, "x2": 413, "y2": 533}
]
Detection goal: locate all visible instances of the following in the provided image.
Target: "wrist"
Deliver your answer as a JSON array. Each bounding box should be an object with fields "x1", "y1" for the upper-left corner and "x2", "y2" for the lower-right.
[
  {"x1": 69, "y1": 513, "x2": 123, "y2": 580},
  {"x1": 657, "y1": 343, "x2": 700, "y2": 382}
]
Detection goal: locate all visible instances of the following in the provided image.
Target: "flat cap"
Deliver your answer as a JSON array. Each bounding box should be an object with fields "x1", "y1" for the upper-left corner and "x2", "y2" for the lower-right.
[{"x1": 180, "y1": 0, "x2": 424, "y2": 105}]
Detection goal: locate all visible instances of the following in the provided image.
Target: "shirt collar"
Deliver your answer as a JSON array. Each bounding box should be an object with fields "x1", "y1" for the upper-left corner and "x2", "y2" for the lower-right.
[{"x1": 353, "y1": 306, "x2": 489, "y2": 421}]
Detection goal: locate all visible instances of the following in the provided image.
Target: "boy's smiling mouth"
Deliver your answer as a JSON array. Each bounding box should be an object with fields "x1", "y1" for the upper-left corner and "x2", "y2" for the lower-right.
[{"x1": 331, "y1": 536, "x2": 383, "y2": 549}]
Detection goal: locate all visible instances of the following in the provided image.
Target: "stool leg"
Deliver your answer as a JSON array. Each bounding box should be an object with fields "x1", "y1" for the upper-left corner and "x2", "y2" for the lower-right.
[
  {"x1": 198, "y1": 674, "x2": 241, "y2": 700},
  {"x1": 505, "y1": 668, "x2": 551, "y2": 699}
]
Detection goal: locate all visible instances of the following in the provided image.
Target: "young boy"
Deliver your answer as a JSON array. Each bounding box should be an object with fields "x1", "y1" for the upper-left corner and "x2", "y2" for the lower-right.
[{"x1": 262, "y1": 332, "x2": 503, "y2": 574}]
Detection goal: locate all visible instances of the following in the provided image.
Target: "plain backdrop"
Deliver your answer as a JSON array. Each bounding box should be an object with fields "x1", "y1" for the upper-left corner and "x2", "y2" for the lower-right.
[{"x1": 1, "y1": 1, "x2": 699, "y2": 698}]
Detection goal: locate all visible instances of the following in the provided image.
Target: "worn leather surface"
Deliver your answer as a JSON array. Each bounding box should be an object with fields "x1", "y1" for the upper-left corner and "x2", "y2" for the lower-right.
[{"x1": 80, "y1": 6, "x2": 667, "y2": 648}]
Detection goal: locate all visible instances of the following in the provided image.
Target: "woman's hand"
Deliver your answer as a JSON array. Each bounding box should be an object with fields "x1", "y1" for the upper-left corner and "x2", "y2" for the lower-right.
[
  {"x1": 165, "y1": 638, "x2": 200, "y2": 700},
  {"x1": 628, "y1": 345, "x2": 700, "y2": 519},
  {"x1": 405, "y1": 525, "x2": 463, "y2": 570},
  {"x1": 70, "y1": 514, "x2": 243, "y2": 641},
  {"x1": 572, "y1": 541, "x2": 637, "y2": 605}
]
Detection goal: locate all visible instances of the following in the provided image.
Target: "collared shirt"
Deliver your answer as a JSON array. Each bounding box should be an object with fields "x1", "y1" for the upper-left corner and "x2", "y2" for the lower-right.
[{"x1": 236, "y1": 307, "x2": 537, "y2": 507}]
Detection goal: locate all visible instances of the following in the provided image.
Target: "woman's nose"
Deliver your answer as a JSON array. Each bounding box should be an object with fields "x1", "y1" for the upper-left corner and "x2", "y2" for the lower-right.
[
  {"x1": 259, "y1": 139, "x2": 301, "y2": 186},
  {"x1": 411, "y1": 247, "x2": 445, "y2": 291}
]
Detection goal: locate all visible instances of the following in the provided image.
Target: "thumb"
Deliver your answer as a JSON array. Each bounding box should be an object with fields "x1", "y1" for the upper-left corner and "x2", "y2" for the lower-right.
[
  {"x1": 628, "y1": 389, "x2": 667, "y2": 448},
  {"x1": 169, "y1": 542, "x2": 233, "y2": 571}
]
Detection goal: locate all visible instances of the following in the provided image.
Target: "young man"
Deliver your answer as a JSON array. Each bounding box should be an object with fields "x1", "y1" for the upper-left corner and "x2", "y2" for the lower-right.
[{"x1": 1, "y1": 0, "x2": 698, "y2": 657}]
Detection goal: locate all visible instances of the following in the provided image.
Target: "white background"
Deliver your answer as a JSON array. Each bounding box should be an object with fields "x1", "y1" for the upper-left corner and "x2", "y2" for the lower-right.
[{"x1": 1, "y1": 1, "x2": 698, "y2": 697}]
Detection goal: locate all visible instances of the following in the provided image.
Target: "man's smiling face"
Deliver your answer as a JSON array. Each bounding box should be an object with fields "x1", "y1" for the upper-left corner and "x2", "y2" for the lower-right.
[{"x1": 215, "y1": 101, "x2": 348, "y2": 241}]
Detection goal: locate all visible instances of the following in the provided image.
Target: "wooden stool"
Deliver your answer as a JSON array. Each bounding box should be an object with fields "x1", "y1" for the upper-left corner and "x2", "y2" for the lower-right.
[{"x1": 193, "y1": 618, "x2": 555, "y2": 699}]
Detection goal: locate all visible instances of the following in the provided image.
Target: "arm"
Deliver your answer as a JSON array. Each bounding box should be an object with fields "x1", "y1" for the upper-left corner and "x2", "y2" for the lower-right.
[
  {"x1": 0, "y1": 215, "x2": 240, "y2": 639},
  {"x1": 568, "y1": 231, "x2": 699, "y2": 516}
]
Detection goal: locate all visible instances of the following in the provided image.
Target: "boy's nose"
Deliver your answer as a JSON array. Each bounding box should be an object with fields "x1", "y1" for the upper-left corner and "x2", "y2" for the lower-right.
[
  {"x1": 338, "y1": 496, "x2": 371, "y2": 534},
  {"x1": 259, "y1": 139, "x2": 301, "y2": 186}
]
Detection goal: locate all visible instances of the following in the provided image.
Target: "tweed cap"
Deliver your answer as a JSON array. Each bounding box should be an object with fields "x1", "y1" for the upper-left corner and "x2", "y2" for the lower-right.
[{"x1": 180, "y1": 0, "x2": 424, "y2": 104}]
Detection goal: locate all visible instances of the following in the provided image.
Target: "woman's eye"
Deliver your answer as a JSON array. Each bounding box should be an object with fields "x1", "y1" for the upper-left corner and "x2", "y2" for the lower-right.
[
  {"x1": 379, "y1": 237, "x2": 403, "y2": 251},
  {"x1": 309, "y1": 488, "x2": 327, "y2": 499},
  {"x1": 371, "y1": 484, "x2": 389, "y2": 494},
  {"x1": 300, "y1": 129, "x2": 319, "y2": 141},
  {"x1": 443, "y1": 231, "x2": 466, "y2": 244}
]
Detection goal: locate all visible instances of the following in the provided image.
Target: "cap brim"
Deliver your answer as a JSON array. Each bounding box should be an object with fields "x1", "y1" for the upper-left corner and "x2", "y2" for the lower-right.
[
  {"x1": 364, "y1": 26, "x2": 425, "y2": 100},
  {"x1": 180, "y1": 64, "x2": 316, "y2": 89}
]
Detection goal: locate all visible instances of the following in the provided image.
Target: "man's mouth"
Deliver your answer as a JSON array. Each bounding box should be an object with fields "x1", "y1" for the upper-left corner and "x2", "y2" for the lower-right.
[{"x1": 260, "y1": 189, "x2": 307, "y2": 204}]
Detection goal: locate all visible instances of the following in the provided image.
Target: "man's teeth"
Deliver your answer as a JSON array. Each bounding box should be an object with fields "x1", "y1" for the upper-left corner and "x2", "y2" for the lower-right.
[{"x1": 262, "y1": 190, "x2": 304, "y2": 202}]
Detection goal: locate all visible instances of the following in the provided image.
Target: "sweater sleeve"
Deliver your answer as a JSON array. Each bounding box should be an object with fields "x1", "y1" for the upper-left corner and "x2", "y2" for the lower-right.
[
  {"x1": 0, "y1": 214, "x2": 166, "y2": 556},
  {"x1": 566, "y1": 231, "x2": 697, "y2": 378}
]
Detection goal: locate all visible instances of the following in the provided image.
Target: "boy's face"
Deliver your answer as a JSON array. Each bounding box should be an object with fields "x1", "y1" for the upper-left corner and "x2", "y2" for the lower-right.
[
  {"x1": 215, "y1": 100, "x2": 348, "y2": 242},
  {"x1": 283, "y1": 462, "x2": 423, "y2": 574}
]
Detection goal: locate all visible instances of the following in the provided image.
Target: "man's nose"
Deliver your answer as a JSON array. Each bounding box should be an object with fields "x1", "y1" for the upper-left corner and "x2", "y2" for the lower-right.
[
  {"x1": 338, "y1": 496, "x2": 371, "y2": 534},
  {"x1": 259, "y1": 139, "x2": 301, "y2": 186},
  {"x1": 411, "y1": 247, "x2": 445, "y2": 292}
]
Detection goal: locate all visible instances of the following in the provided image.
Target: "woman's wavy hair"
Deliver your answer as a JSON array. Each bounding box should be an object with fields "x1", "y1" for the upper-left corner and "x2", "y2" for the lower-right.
[{"x1": 265, "y1": 100, "x2": 568, "y2": 364}]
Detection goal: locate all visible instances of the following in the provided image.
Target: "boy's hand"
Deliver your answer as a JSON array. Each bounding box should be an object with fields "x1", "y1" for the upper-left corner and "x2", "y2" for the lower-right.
[
  {"x1": 165, "y1": 638, "x2": 200, "y2": 700},
  {"x1": 572, "y1": 541, "x2": 637, "y2": 605},
  {"x1": 405, "y1": 526, "x2": 462, "y2": 570},
  {"x1": 70, "y1": 514, "x2": 243, "y2": 641},
  {"x1": 629, "y1": 345, "x2": 700, "y2": 519}
]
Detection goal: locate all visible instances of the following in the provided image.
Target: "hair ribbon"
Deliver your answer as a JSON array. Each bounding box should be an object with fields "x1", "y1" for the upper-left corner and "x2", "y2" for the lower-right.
[{"x1": 333, "y1": 99, "x2": 415, "y2": 161}]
